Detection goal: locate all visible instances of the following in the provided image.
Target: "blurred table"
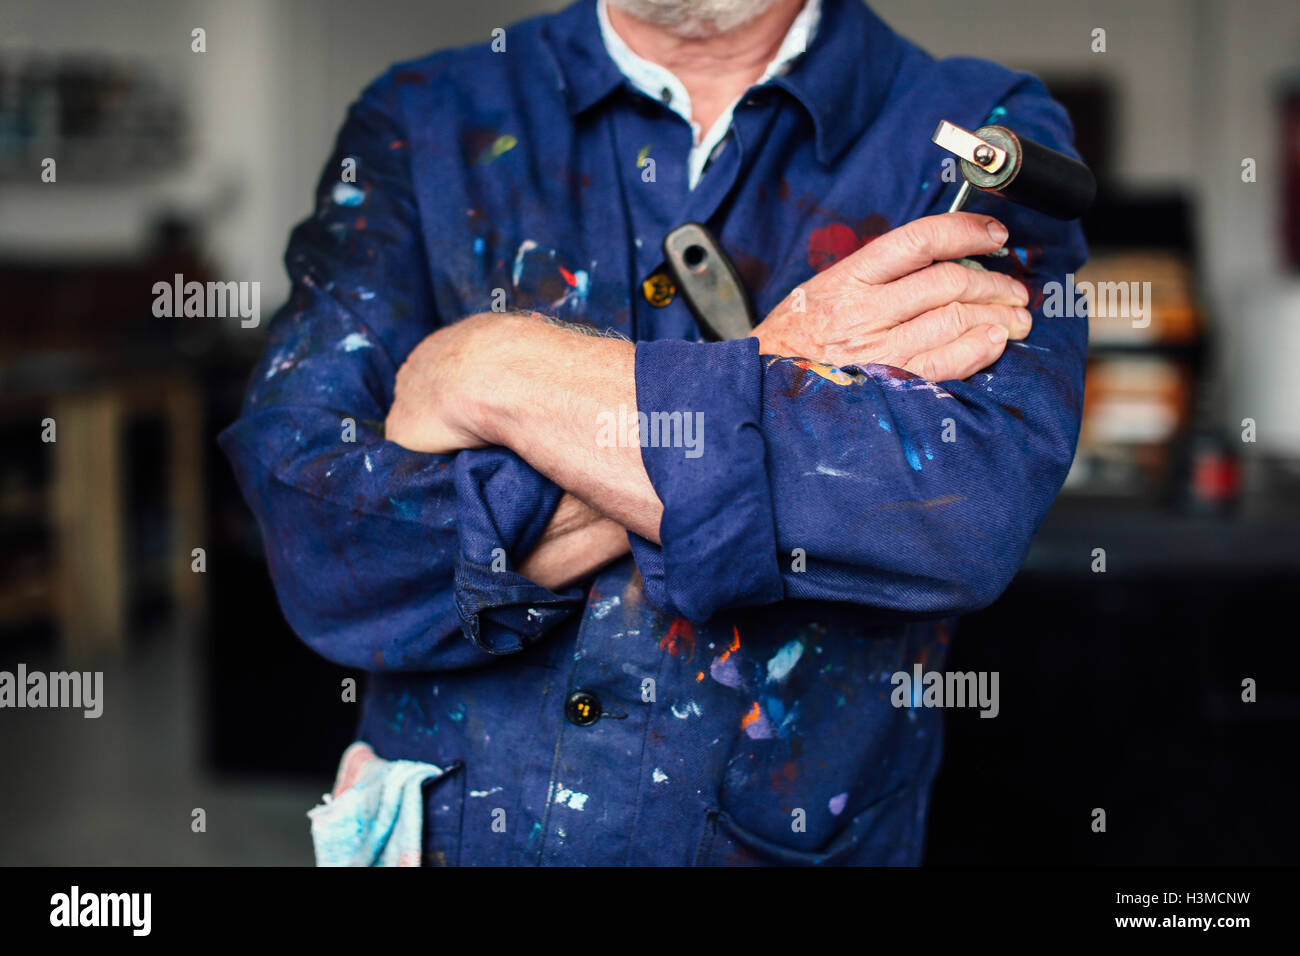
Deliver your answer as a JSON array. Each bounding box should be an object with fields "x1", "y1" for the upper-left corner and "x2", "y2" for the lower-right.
[{"x1": 0, "y1": 371, "x2": 205, "y2": 660}]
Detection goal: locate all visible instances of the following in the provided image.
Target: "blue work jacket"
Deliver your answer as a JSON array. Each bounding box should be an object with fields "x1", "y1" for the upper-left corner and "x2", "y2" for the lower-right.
[{"x1": 220, "y1": 0, "x2": 1088, "y2": 865}]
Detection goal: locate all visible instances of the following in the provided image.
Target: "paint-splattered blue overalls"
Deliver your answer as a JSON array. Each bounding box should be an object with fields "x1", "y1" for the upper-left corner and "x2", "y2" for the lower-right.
[{"x1": 220, "y1": 0, "x2": 1088, "y2": 864}]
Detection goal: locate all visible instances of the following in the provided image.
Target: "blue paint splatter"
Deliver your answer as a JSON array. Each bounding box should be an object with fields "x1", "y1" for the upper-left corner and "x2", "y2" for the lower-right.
[
  {"x1": 901, "y1": 437, "x2": 923, "y2": 472},
  {"x1": 332, "y1": 182, "x2": 365, "y2": 207}
]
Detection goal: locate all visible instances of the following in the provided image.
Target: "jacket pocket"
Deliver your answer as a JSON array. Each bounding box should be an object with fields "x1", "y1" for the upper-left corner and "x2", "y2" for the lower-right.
[
  {"x1": 694, "y1": 788, "x2": 911, "y2": 866},
  {"x1": 423, "y1": 759, "x2": 466, "y2": 867}
]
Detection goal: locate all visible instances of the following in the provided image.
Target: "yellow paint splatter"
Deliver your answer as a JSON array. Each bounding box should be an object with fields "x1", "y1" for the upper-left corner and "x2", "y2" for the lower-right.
[
  {"x1": 476, "y1": 134, "x2": 517, "y2": 165},
  {"x1": 636, "y1": 144, "x2": 652, "y2": 168},
  {"x1": 794, "y1": 359, "x2": 855, "y2": 386}
]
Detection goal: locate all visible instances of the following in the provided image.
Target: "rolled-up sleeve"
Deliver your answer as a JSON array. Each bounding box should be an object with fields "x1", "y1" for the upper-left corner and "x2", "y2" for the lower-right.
[
  {"x1": 629, "y1": 77, "x2": 1088, "y2": 624},
  {"x1": 219, "y1": 68, "x2": 581, "y2": 672}
]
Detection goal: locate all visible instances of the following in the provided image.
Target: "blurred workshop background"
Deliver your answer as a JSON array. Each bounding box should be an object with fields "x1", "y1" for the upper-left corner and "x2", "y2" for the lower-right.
[{"x1": 1, "y1": 0, "x2": 1298, "y2": 865}]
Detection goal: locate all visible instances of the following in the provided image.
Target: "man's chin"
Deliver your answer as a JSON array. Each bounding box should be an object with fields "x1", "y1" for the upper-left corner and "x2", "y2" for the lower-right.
[{"x1": 607, "y1": 0, "x2": 788, "y2": 38}]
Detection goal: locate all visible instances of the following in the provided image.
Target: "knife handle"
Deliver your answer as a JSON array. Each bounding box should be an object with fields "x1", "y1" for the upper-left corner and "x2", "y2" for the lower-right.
[{"x1": 662, "y1": 222, "x2": 757, "y2": 341}]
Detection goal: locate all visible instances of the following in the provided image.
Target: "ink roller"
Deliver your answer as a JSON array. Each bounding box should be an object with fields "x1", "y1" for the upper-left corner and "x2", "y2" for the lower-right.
[
  {"x1": 664, "y1": 121, "x2": 1095, "y2": 340},
  {"x1": 931, "y1": 119, "x2": 1096, "y2": 221}
]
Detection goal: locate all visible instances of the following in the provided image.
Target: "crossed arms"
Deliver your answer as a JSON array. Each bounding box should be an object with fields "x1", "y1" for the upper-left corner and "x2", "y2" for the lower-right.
[{"x1": 219, "y1": 73, "x2": 1088, "y2": 672}]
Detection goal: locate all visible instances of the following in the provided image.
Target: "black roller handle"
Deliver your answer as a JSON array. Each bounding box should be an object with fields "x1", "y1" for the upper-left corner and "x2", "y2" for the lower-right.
[
  {"x1": 936, "y1": 120, "x2": 1096, "y2": 221},
  {"x1": 996, "y1": 129, "x2": 1097, "y2": 221}
]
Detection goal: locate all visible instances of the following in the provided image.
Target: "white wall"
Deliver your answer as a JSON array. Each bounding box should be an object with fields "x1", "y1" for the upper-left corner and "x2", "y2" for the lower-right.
[{"x1": 0, "y1": 0, "x2": 564, "y2": 307}]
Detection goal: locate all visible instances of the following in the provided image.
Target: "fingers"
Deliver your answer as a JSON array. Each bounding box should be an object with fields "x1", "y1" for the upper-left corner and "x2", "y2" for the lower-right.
[
  {"x1": 851, "y1": 213, "x2": 1010, "y2": 285},
  {"x1": 889, "y1": 260, "x2": 1029, "y2": 318},
  {"x1": 902, "y1": 323, "x2": 1010, "y2": 383},
  {"x1": 889, "y1": 301, "x2": 1032, "y2": 361}
]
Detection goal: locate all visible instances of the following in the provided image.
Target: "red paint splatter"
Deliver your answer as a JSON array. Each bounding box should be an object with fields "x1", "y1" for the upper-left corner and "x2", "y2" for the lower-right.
[
  {"x1": 770, "y1": 761, "x2": 799, "y2": 795},
  {"x1": 808, "y1": 223, "x2": 860, "y2": 272},
  {"x1": 730, "y1": 249, "x2": 769, "y2": 294},
  {"x1": 806, "y1": 214, "x2": 891, "y2": 273},
  {"x1": 558, "y1": 266, "x2": 578, "y2": 287},
  {"x1": 660, "y1": 618, "x2": 695, "y2": 663}
]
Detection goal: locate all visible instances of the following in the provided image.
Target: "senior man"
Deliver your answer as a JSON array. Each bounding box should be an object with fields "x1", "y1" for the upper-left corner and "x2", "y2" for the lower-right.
[{"x1": 222, "y1": 0, "x2": 1087, "y2": 865}]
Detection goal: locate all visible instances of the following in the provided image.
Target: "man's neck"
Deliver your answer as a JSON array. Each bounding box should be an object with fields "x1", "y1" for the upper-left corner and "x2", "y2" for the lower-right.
[{"x1": 606, "y1": 0, "x2": 806, "y2": 136}]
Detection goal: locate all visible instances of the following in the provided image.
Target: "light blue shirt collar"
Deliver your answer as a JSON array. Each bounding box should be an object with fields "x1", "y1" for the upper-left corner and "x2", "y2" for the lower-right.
[{"x1": 596, "y1": 0, "x2": 822, "y2": 188}]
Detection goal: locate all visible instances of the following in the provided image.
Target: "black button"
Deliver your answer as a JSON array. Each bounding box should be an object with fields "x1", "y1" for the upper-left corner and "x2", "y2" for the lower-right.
[
  {"x1": 565, "y1": 690, "x2": 601, "y2": 726},
  {"x1": 659, "y1": 86, "x2": 673, "y2": 105}
]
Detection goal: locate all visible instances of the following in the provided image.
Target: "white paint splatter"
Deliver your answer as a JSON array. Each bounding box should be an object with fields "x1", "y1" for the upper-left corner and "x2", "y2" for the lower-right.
[
  {"x1": 590, "y1": 595, "x2": 621, "y2": 620},
  {"x1": 766, "y1": 640, "x2": 805, "y2": 683},
  {"x1": 512, "y1": 239, "x2": 538, "y2": 288},
  {"x1": 552, "y1": 784, "x2": 589, "y2": 811},
  {"x1": 338, "y1": 332, "x2": 373, "y2": 352},
  {"x1": 813, "y1": 463, "x2": 851, "y2": 477},
  {"x1": 652, "y1": 768, "x2": 669, "y2": 784},
  {"x1": 470, "y1": 786, "x2": 503, "y2": 798},
  {"x1": 331, "y1": 182, "x2": 365, "y2": 207},
  {"x1": 264, "y1": 355, "x2": 296, "y2": 380}
]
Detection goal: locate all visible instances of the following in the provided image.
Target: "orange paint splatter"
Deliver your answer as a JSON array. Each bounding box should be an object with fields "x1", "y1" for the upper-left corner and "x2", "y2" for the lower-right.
[
  {"x1": 740, "y1": 701, "x2": 762, "y2": 730},
  {"x1": 559, "y1": 265, "x2": 578, "y2": 287},
  {"x1": 696, "y1": 672, "x2": 705, "y2": 682},
  {"x1": 713, "y1": 627, "x2": 742, "y2": 665}
]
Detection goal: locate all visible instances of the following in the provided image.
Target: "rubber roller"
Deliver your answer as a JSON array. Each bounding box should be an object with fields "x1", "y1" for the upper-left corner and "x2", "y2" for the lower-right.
[{"x1": 932, "y1": 119, "x2": 1096, "y2": 221}]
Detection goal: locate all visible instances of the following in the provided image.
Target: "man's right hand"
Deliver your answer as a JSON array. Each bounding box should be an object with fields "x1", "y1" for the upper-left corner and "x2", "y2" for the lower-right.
[
  {"x1": 753, "y1": 212, "x2": 1033, "y2": 381},
  {"x1": 517, "y1": 493, "x2": 631, "y2": 591}
]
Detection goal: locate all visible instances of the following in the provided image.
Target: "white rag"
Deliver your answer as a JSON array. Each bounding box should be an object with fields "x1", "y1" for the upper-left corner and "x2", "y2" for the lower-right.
[{"x1": 307, "y1": 741, "x2": 446, "y2": 867}]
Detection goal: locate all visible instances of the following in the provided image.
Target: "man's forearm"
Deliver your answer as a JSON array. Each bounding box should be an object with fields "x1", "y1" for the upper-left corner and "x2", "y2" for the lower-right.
[{"x1": 471, "y1": 317, "x2": 666, "y2": 543}]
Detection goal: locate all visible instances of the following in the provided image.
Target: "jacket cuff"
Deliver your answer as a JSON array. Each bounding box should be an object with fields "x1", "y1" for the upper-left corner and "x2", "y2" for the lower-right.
[
  {"x1": 629, "y1": 337, "x2": 783, "y2": 621},
  {"x1": 453, "y1": 449, "x2": 584, "y2": 654}
]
